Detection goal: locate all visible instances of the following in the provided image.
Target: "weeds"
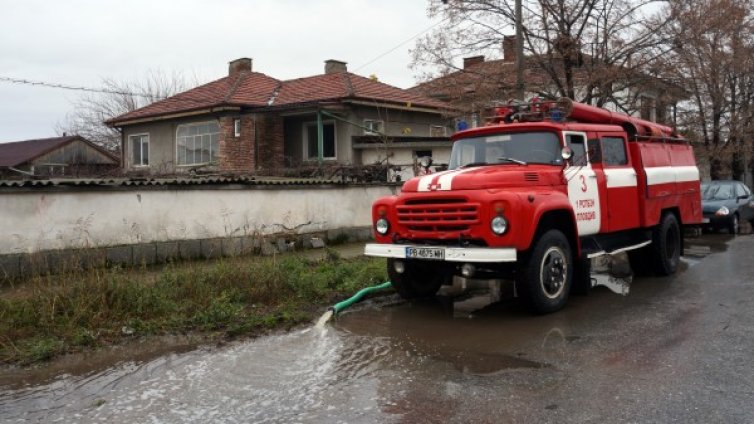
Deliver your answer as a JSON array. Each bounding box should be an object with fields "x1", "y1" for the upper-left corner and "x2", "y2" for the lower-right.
[{"x1": 0, "y1": 254, "x2": 387, "y2": 365}]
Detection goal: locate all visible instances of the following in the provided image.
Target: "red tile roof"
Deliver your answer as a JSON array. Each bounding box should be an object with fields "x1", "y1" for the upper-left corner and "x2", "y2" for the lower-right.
[
  {"x1": 108, "y1": 70, "x2": 451, "y2": 125},
  {"x1": 108, "y1": 72, "x2": 282, "y2": 124},
  {"x1": 0, "y1": 136, "x2": 118, "y2": 167}
]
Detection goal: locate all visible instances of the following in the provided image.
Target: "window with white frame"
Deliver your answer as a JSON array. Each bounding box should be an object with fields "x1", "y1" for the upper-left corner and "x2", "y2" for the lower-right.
[
  {"x1": 130, "y1": 134, "x2": 149, "y2": 166},
  {"x1": 234, "y1": 119, "x2": 241, "y2": 137},
  {"x1": 363, "y1": 119, "x2": 383, "y2": 135},
  {"x1": 304, "y1": 121, "x2": 336, "y2": 160},
  {"x1": 176, "y1": 121, "x2": 220, "y2": 165},
  {"x1": 430, "y1": 125, "x2": 447, "y2": 137}
]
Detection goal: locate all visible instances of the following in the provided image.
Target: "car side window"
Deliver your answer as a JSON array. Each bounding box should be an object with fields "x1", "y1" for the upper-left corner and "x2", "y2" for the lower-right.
[
  {"x1": 744, "y1": 184, "x2": 752, "y2": 197},
  {"x1": 601, "y1": 137, "x2": 628, "y2": 166},
  {"x1": 736, "y1": 183, "x2": 748, "y2": 198}
]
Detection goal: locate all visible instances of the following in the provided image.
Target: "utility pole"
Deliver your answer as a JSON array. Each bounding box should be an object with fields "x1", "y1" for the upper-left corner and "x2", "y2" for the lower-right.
[{"x1": 515, "y1": 0, "x2": 525, "y2": 100}]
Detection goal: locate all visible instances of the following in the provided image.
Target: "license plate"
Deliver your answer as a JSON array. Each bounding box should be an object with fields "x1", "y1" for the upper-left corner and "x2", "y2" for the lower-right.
[{"x1": 405, "y1": 247, "x2": 444, "y2": 260}]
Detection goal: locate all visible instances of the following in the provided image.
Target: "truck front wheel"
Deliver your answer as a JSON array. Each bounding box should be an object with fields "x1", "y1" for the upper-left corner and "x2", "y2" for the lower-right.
[
  {"x1": 650, "y1": 212, "x2": 681, "y2": 276},
  {"x1": 517, "y1": 229, "x2": 573, "y2": 314},
  {"x1": 388, "y1": 259, "x2": 444, "y2": 299}
]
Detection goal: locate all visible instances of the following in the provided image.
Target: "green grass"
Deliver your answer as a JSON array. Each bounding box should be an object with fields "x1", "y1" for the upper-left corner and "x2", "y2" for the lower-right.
[{"x1": 0, "y1": 254, "x2": 387, "y2": 365}]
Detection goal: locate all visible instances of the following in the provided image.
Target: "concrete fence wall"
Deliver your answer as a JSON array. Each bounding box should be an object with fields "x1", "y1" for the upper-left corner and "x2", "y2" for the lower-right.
[{"x1": 0, "y1": 183, "x2": 398, "y2": 279}]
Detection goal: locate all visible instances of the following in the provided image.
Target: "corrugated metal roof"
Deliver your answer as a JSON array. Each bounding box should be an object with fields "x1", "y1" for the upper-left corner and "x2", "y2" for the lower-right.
[{"x1": 0, "y1": 176, "x2": 395, "y2": 189}]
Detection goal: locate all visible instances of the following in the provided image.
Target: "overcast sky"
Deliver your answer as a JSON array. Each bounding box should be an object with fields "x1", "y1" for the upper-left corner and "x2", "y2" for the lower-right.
[{"x1": 0, "y1": 0, "x2": 443, "y2": 142}]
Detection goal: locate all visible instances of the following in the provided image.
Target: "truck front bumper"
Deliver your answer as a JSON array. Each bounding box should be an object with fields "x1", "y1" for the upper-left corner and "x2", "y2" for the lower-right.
[{"x1": 364, "y1": 243, "x2": 517, "y2": 263}]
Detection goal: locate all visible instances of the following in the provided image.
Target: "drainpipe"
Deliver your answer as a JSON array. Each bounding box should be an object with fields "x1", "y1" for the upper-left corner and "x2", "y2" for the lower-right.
[
  {"x1": 317, "y1": 109, "x2": 324, "y2": 167},
  {"x1": 253, "y1": 115, "x2": 259, "y2": 171}
]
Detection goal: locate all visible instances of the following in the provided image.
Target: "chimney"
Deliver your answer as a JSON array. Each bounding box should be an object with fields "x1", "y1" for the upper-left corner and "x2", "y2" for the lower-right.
[
  {"x1": 324, "y1": 59, "x2": 348, "y2": 74},
  {"x1": 463, "y1": 55, "x2": 485, "y2": 69},
  {"x1": 228, "y1": 58, "x2": 252, "y2": 75},
  {"x1": 503, "y1": 36, "x2": 516, "y2": 63}
]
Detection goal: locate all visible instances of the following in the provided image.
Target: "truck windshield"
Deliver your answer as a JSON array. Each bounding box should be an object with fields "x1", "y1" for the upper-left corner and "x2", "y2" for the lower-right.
[{"x1": 448, "y1": 132, "x2": 562, "y2": 170}]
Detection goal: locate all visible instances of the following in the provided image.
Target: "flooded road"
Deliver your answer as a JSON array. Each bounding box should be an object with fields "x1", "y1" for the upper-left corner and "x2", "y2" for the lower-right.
[{"x1": 2, "y1": 233, "x2": 754, "y2": 423}]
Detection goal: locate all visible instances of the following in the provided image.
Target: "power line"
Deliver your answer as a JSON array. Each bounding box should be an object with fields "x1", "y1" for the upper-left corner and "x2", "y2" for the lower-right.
[
  {"x1": 0, "y1": 76, "x2": 156, "y2": 98},
  {"x1": 353, "y1": 16, "x2": 453, "y2": 72}
]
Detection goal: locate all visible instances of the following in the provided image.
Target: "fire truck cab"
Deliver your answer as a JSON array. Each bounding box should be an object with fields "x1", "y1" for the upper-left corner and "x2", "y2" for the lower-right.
[{"x1": 365, "y1": 98, "x2": 703, "y2": 314}]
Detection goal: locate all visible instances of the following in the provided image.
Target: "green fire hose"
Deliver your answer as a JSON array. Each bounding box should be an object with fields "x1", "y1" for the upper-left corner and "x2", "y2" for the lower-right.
[{"x1": 329, "y1": 281, "x2": 393, "y2": 315}]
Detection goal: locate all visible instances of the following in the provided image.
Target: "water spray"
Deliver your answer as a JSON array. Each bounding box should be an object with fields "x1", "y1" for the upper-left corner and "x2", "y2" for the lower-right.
[{"x1": 316, "y1": 281, "x2": 393, "y2": 327}]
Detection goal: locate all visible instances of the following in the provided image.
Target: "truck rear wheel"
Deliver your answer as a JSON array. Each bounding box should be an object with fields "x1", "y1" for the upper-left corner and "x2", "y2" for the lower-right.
[
  {"x1": 517, "y1": 229, "x2": 573, "y2": 314},
  {"x1": 650, "y1": 212, "x2": 681, "y2": 276},
  {"x1": 387, "y1": 259, "x2": 443, "y2": 299}
]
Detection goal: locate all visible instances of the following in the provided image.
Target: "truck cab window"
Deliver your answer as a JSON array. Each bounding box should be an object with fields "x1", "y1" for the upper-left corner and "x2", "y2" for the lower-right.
[
  {"x1": 587, "y1": 139, "x2": 601, "y2": 163},
  {"x1": 602, "y1": 137, "x2": 628, "y2": 166},
  {"x1": 565, "y1": 134, "x2": 587, "y2": 165}
]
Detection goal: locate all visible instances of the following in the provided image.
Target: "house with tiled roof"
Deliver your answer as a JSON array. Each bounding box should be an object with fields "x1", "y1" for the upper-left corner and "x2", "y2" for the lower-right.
[
  {"x1": 107, "y1": 58, "x2": 456, "y2": 178},
  {"x1": 410, "y1": 36, "x2": 685, "y2": 128},
  {"x1": 0, "y1": 135, "x2": 119, "y2": 178}
]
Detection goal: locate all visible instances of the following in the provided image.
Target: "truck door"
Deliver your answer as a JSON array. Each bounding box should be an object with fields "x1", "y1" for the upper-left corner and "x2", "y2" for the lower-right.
[
  {"x1": 601, "y1": 135, "x2": 640, "y2": 232},
  {"x1": 564, "y1": 132, "x2": 602, "y2": 236}
]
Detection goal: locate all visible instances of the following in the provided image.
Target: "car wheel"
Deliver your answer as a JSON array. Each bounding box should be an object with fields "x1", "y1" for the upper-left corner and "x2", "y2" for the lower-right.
[
  {"x1": 650, "y1": 212, "x2": 681, "y2": 276},
  {"x1": 388, "y1": 258, "x2": 444, "y2": 299},
  {"x1": 516, "y1": 229, "x2": 572, "y2": 314},
  {"x1": 728, "y1": 213, "x2": 739, "y2": 235}
]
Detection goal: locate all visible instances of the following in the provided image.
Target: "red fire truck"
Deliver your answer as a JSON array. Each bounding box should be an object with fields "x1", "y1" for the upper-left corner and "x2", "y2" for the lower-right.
[{"x1": 365, "y1": 98, "x2": 702, "y2": 314}]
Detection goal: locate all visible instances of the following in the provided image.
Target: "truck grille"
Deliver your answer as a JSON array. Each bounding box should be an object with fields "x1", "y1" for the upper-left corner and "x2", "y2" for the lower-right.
[{"x1": 397, "y1": 198, "x2": 480, "y2": 232}]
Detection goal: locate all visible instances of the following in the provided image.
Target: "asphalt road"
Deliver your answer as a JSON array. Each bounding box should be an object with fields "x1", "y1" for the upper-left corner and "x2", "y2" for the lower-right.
[
  {"x1": 335, "y1": 232, "x2": 754, "y2": 423},
  {"x1": 2, "y1": 233, "x2": 753, "y2": 423}
]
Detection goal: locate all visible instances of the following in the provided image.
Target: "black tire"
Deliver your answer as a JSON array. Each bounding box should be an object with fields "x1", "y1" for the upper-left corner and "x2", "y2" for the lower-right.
[
  {"x1": 728, "y1": 213, "x2": 739, "y2": 235},
  {"x1": 627, "y1": 247, "x2": 651, "y2": 277},
  {"x1": 650, "y1": 212, "x2": 681, "y2": 276},
  {"x1": 516, "y1": 229, "x2": 573, "y2": 314},
  {"x1": 387, "y1": 258, "x2": 444, "y2": 299},
  {"x1": 571, "y1": 254, "x2": 592, "y2": 296}
]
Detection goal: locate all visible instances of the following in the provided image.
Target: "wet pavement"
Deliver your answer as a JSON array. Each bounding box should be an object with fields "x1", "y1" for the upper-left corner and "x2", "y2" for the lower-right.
[{"x1": 2, "y1": 233, "x2": 754, "y2": 423}]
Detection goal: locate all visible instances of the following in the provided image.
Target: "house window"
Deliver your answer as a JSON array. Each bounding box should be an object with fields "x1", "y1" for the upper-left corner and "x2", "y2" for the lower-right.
[
  {"x1": 363, "y1": 120, "x2": 383, "y2": 135},
  {"x1": 430, "y1": 125, "x2": 447, "y2": 137},
  {"x1": 640, "y1": 96, "x2": 654, "y2": 121},
  {"x1": 130, "y1": 134, "x2": 149, "y2": 167},
  {"x1": 304, "y1": 121, "x2": 336, "y2": 160},
  {"x1": 234, "y1": 119, "x2": 241, "y2": 137},
  {"x1": 176, "y1": 121, "x2": 220, "y2": 165}
]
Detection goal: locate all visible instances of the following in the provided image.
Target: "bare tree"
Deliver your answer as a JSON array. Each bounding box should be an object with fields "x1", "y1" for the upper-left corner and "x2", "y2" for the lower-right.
[
  {"x1": 662, "y1": 0, "x2": 754, "y2": 179},
  {"x1": 56, "y1": 70, "x2": 190, "y2": 152},
  {"x1": 411, "y1": 0, "x2": 673, "y2": 112}
]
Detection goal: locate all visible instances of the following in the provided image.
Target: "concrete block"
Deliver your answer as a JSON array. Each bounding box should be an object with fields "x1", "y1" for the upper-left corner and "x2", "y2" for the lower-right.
[
  {"x1": 155, "y1": 242, "x2": 179, "y2": 263},
  {"x1": 179, "y1": 239, "x2": 201, "y2": 261},
  {"x1": 133, "y1": 244, "x2": 157, "y2": 266},
  {"x1": 260, "y1": 240, "x2": 278, "y2": 256},
  {"x1": 46, "y1": 250, "x2": 86, "y2": 274},
  {"x1": 19, "y1": 253, "x2": 48, "y2": 277},
  {"x1": 106, "y1": 246, "x2": 133, "y2": 267},
  {"x1": 276, "y1": 238, "x2": 292, "y2": 253},
  {"x1": 326, "y1": 228, "x2": 349, "y2": 244},
  {"x1": 240, "y1": 236, "x2": 260, "y2": 255},
  {"x1": 201, "y1": 238, "x2": 224, "y2": 259},
  {"x1": 81, "y1": 248, "x2": 107, "y2": 270},
  {"x1": 222, "y1": 237, "x2": 244, "y2": 257},
  {"x1": 0, "y1": 254, "x2": 21, "y2": 281},
  {"x1": 310, "y1": 237, "x2": 326, "y2": 249}
]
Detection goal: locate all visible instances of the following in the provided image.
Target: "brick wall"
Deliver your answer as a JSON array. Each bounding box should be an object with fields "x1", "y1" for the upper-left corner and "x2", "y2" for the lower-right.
[
  {"x1": 218, "y1": 115, "x2": 255, "y2": 173},
  {"x1": 256, "y1": 113, "x2": 285, "y2": 173}
]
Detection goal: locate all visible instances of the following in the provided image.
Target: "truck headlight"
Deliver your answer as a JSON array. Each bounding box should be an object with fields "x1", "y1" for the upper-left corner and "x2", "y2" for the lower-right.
[
  {"x1": 375, "y1": 218, "x2": 390, "y2": 235},
  {"x1": 491, "y1": 215, "x2": 508, "y2": 235},
  {"x1": 715, "y1": 206, "x2": 730, "y2": 216}
]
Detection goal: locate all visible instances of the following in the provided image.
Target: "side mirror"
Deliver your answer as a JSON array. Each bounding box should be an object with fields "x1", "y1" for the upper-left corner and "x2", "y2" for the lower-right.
[{"x1": 561, "y1": 146, "x2": 573, "y2": 161}]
